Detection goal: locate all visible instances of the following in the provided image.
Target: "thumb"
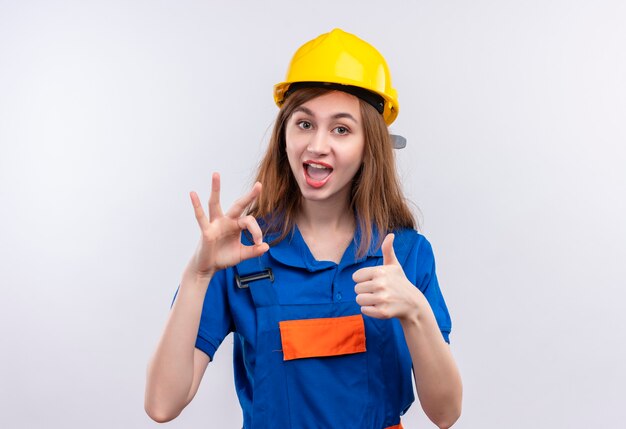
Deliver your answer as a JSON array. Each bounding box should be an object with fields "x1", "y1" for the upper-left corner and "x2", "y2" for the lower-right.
[{"x1": 382, "y1": 233, "x2": 398, "y2": 266}]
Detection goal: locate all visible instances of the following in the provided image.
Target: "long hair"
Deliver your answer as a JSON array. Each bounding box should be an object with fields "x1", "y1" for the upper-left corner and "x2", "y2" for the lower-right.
[{"x1": 248, "y1": 87, "x2": 415, "y2": 258}]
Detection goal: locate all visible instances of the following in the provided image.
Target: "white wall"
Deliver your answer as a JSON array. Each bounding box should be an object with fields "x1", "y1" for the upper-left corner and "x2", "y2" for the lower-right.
[{"x1": 1, "y1": 1, "x2": 625, "y2": 427}]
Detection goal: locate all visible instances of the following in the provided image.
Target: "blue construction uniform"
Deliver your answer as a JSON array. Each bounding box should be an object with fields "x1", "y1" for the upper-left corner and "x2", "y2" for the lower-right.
[{"x1": 191, "y1": 225, "x2": 452, "y2": 429}]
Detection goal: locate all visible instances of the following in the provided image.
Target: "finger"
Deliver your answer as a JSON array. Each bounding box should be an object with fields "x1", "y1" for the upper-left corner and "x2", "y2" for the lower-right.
[
  {"x1": 360, "y1": 305, "x2": 387, "y2": 319},
  {"x1": 239, "y1": 242, "x2": 270, "y2": 261},
  {"x1": 237, "y1": 215, "x2": 264, "y2": 245},
  {"x1": 382, "y1": 233, "x2": 399, "y2": 266},
  {"x1": 226, "y1": 182, "x2": 262, "y2": 218},
  {"x1": 190, "y1": 191, "x2": 210, "y2": 230},
  {"x1": 352, "y1": 266, "x2": 381, "y2": 283},
  {"x1": 208, "y1": 172, "x2": 223, "y2": 221},
  {"x1": 355, "y1": 292, "x2": 378, "y2": 307},
  {"x1": 354, "y1": 280, "x2": 378, "y2": 294}
]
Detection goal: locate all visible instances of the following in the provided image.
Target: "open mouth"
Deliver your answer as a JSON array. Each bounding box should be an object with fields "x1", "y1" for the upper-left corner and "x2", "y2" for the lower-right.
[{"x1": 304, "y1": 161, "x2": 333, "y2": 188}]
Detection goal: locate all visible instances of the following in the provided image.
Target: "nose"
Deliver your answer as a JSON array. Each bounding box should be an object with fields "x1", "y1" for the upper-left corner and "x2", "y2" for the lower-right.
[{"x1": 306, "y1": 130, "x2": 330, "y2": 155}]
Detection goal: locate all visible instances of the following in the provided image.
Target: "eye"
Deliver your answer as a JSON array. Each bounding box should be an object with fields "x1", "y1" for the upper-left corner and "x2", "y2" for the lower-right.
[
  {"x1": 297, "y1": 120, "x2": 312, "y2": 130},
  {"x1": 333, "y1": 126, "x2": 350, "y2": 135}
]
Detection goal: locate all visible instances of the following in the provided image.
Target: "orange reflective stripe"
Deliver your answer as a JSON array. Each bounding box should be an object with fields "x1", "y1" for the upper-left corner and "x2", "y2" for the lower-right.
[
  {"x1": 279, "y1": 315, "x2": 366, "y2": 361},
  {"x1": 384, "y1": 424, "x2": 402, "y2": 429}
]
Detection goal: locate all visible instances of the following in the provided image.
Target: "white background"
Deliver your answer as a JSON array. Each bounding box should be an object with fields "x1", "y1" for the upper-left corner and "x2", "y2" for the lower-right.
[{"x1": 1, "y1": 1, "x2": 625, "y2": 428}]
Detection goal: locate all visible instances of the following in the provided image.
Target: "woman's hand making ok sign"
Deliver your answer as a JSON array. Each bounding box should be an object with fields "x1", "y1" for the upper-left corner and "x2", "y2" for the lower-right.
[{"x1": 187, "y1": 172, "x2": 269, "y2": 280}]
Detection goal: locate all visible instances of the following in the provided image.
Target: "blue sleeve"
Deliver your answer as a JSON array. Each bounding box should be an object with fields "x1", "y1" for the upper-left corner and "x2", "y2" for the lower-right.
[
  {"x1": 171, "y1": 269, "x2": 234, "y2": 361},
  {"x1": 402, "y1": 233, "x2": 452, "y2": 343}
]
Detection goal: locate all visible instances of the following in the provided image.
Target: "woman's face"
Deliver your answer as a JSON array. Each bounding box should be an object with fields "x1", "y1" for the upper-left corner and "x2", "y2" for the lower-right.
[{"x1": 285, "y1": 90, "x2": 365, "y2": 205}]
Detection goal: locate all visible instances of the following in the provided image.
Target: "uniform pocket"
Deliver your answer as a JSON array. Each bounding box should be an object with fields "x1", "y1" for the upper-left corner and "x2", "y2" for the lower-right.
[
  {"x1": 282, "y1": 339, "x2": 370, "y2": 428},
  {"x1": 279, "y1": 314, "x2": 366, "y2": 361}
]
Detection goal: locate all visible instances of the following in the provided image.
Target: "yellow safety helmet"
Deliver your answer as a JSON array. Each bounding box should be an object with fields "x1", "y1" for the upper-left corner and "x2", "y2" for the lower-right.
[{"x1": 274, "y1": 28, "x2": 400, "y2": 125}]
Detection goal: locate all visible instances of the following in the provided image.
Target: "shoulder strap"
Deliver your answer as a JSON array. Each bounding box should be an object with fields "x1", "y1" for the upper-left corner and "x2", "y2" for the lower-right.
[{"x1": 233, "y1": 256, "x2": 277, "y2": 307}]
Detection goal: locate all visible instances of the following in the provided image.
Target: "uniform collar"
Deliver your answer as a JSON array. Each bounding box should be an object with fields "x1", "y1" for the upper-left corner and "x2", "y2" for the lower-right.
[
  {"x1": 267, "y1": 223, "x2": 383, "y2": 271},
  {"x1": 359, "y1": 224, "x2": 384, "y2": 259}
]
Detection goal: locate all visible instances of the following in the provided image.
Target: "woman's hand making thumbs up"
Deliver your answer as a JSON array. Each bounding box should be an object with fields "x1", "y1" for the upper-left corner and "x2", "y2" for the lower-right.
[{"x1": 353, "y1": 233, "x2": 425, "y2": 322}]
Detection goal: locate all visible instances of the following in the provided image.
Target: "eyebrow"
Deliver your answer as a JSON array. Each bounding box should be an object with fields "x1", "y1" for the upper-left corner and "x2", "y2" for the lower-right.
[{"x1": 293, "y1": 106, "x2": 359, "y2": 124}]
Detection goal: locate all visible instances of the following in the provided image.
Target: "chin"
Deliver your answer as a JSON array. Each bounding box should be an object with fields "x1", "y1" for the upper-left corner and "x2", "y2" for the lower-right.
[{"x1": 299, "y1": 190, "x2": 330, "y2": 201}]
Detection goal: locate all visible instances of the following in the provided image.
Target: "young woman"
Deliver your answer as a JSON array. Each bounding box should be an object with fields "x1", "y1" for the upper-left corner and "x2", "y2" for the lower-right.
[{"x1": 145, "y1": 28, "x2": 462, "y2": 429}]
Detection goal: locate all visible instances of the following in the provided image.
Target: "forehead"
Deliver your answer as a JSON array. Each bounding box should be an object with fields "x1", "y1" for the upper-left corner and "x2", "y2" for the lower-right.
[{"x1": 293, "y1": 90, "x2": 361, "y2": 120}]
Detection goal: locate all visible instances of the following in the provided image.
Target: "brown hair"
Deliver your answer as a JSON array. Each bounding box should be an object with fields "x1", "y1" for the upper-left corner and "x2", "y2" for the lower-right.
[{"x1": 248, "y1": 87, "x2": 416, "y2": 258}]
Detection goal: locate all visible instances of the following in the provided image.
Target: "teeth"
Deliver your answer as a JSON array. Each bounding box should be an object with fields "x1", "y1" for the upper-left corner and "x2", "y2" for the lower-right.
[{"x1": 308, "y1": 163, "x2": 329, "y2": 169}]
